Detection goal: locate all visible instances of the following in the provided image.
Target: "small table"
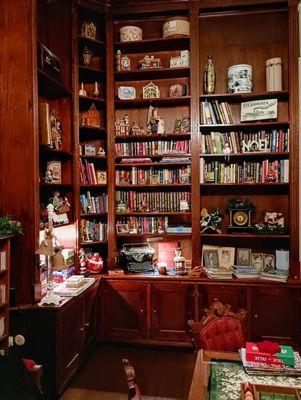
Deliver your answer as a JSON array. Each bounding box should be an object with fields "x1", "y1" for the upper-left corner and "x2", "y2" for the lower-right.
[{"x1": 188, "y1": 350, "x2": 301, "y2": 400}]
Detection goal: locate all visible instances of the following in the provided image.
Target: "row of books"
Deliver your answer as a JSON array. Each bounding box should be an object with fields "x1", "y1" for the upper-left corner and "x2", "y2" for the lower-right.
[
  {"x1": 115, "y1": 140, "x2": 191, "y2": 156},
  {"x1": 200, "y1": 159, "x2": 289, "y2": 183},
  {"x1": 80, "y1": 192, "x2": 107, "y2": 214},
  {"x1": 232, "y1": 266, "x2": 289, "y2": 282},
  {"x1": 200, "y1": 100, "x2": 233, "y2": 125},
  {"x1": 79, "y1": 158, "x2": 107, "y2": 185},
  {"x1": 0, "y1": 251, "x2": 6, "y2": 271},
  {"x1": 200, "y1": 129, "x2": 289, "y2": 154},
  {"x1": 116, "y1": 216, "x2": 168, "y2": 234},
  {"x1": 116, "y1": 191, "x2": 191, "y2": 212},
  {"x1": 115, "y1": 167, "x2": 191, "y2": 185},
  {"x1": 80, "y1": 219, "x2": 107, "y2": 243}
]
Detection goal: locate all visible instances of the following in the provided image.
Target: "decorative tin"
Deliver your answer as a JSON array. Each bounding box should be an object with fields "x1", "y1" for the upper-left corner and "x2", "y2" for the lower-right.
[
  {"x1": 117, "y1": 86, "x2": 136, "y2": 100},
  {"x1": 266, "y1": 57, "x2": 282, "y2": 91},
  {"x1": 228, "y1": 64, "x2": 253, "y2": 93},
  {"x1": 163, "y1": 16, "x2": 190, "y2": 38},
  {"x1": 120, "y1": 26, "x2": 142, "y2": 42}
]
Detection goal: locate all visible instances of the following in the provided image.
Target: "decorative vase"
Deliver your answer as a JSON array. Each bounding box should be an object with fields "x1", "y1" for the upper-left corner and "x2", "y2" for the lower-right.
[
  {"x1": 82, "y1": 46, "x2": 93, "y2": 66},
  {"x1": 228, "y1": 64, "x2": 253, "y2": 93},
  {"x1": 266, "y1": 57, "x2": 282, "y2": 91},
  {"x1": 203, "y1": 55, "x2": 215, "y2": 94},
  {"x1": 92, "y1": 82, "x2": 100, "y2": 97}
]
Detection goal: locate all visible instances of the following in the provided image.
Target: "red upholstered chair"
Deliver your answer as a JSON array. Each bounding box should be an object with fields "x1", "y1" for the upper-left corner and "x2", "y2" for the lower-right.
[{"x1": 188, "y1": 298, "x2": 247, "y2": 352}]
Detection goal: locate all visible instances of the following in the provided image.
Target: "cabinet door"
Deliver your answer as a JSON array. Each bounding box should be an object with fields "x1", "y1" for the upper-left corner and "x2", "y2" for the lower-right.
[
  {"x1": 150, "y1": 282, "x2": 194, "y2": 343},
  {"x1": 82, "y1": 282, "x2": 98, "y2": 353},
  {"x1": 57, "y1": 299, "x2": 82, "y2": 392},
  {"x1": 251, "y1": 286, "x2": 299, "y2": 344},
  {"x1": 102, "y1": 280, "x2": 147, "y2": 340}
]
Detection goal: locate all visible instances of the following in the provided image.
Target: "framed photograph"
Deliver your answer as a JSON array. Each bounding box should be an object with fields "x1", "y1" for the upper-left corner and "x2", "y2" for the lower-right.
[
  {"x1": 237, "y1": 248, "x2": 252, "y2": 266},
  {"x1": 251, "y1": 253, "x2": 263, "y2": 271},
  {"x1": 263, "y1": 254, "x2": 275, "y2": 273},
  {"x1": 96, "y1": 170, "x2": 107, "y2": 184},
  {"x1": 218, "y1": 247, "x2": 235, "y2": 270},
  {"x1": 116, "y1": 224, "x2": 129, "y2": 234},
  {"x1": 203, "y1": 249, "x2": 219, "y2": 269},
  {"x1": 117, "y1": 86, "x2": 136, "y2": 100}
]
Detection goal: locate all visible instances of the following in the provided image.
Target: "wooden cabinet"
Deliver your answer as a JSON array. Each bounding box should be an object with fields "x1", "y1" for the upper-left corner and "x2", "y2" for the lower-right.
[
  {"x1": 101, "y1": 279, "x2": 195, "y2": 344},
  {"x1": 11, "y1": 280, "x2": 100, "y2": 399},
  {"x1": 150, "y1": 282, "x2": 194, "y2": 343},
  {"x1": 251, "y1": 286, "x2": 300, "y2": 344},
  {"x1": 102, "y1": 280, "x2": 147, "y2": 340}
]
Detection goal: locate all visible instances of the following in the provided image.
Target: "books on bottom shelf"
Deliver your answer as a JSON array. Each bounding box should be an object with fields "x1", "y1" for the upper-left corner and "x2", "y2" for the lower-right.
[
  {"x1": 240, "y1": 347, "x2": 301, "y2": 376},
  {"x1": 204, "y1": 267, "x2": 233, "y2": 279},
  {"x1": 54, "y1": 277, "x2": 95, "y2": 297},
  {"x1": 232, "y1": 265, "x2": 261, "y2": 279},
  {"x1": 259, "y1": 269, "x2": 289, "y2": 282}
]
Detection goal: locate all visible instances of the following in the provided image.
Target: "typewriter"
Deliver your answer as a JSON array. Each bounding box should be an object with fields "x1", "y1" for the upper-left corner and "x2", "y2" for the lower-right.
[{"x1": 118, "y1": 243, "x2": 155, "y2": 274}]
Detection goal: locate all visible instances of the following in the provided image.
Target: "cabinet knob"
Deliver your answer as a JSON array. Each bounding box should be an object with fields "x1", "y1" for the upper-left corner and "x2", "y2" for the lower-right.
[
  {"x1": 140, "y1": 309, "x2": 144, "y2": 313},
  {"x1": 254, "y1": 314, "x2": 259, "y2": 319},
  {"x1": 153, "y1": 309, "x2": 157, "y2": 313}
]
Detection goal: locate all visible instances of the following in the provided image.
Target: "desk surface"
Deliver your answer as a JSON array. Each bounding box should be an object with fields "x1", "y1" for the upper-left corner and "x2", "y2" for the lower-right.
[{"x1": 188, "y1": 351, "x2": 301, "y2": 400}]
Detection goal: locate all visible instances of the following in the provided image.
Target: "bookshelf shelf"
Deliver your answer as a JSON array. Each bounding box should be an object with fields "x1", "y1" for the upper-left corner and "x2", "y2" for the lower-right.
[
  {"x1": 79, "y1": 96, "x2": 106, "y2": 105},
  {"x1": 201, "y1": 152, "x2": 289, "y2": 158},
  {"x1": 115, "y1": 96, "x2": 191, "y2": 108},
  {"x1": 40, "y1": 183, "x2": 73, "y2": 188},
  {"x1": 200, "y1": 233, "x2": 290, "y2": 239},
  {"x1": 81, "y1": 212, "x2": 107, "y2": 217},
  {"x1": 116, "y1": 233, "x2": 191, "y2": 238},
  {"x1": 79, "y1": 125, "x2": 106, "y2": 132},
  {"x1": 79, "y1": 65, "x2": 105, "y2": 76},
  {"x1": 39, "y1": 147, "x2": 73, "y2": 158},
  {"x1": 115, "y1": 161, "x2": 192, "y2": 167},
  {"x1": 200, "y1": 121, "x2": 290, "y2": 130},
  {"x1": 117, "y1": 212, "x2": 192, "y2": 216},
  {"x1": 78, "y1": 35, "x2": 105, "y2": 48},
  {"x1": 200, "y1": 182, "x2": 289, "y2": 187},
  {"x1": 115, "y1": 133, "x2": 191, "y2": 141},
  {"x1": 115, "y1": 184, "x2": 191, "y2": 188},
  {"x1": 114, "y1": 37, "x2": 190, "y2": 53},
  {"x1": 115, "y1": 154, "x2": 191, "y2": 159},
  {"x1": 115, "y1": 67, "x2": 190, "y2": 82},
  {"x1": 80, "y1": 155, "x2": 107, "y2": 160},
  {"x1": 38, "y1": 69, "x2": 71, "y2": 99},
  {"x1": 81, "y1": 240, "x2": 108, "y2": 246},
  {"x1": 80, "y1": 184, "x2": 107, "y2": 188},
  {"x1": 199, "y1": 90, "x2": 289, "y2": 102}
]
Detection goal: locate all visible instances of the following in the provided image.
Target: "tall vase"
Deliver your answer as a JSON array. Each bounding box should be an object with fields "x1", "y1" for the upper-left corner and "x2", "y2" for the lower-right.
[{"x1": 203, "y1": 55, "x2": 215, "y2": 94}]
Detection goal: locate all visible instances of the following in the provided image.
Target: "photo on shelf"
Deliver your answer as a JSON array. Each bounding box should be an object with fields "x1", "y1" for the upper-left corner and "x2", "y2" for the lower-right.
[
  {"x1": 236, "y1": 248, "x2": 252, "y2": 266},
  {"x1": 263, "y1": 254, "x2": 276, "y2": 273},
  {"x1": 116, "y1": 224, "x2": 129, "y2": 234},
  {"x1": 203, "y1": 249, "x2": 219, "y2": 269},
  {"x1": 251, "y1": 253, "x2": 264, "y2": 271},
  {"x1": 218, "y1": 247, "x2": 235, "y2": 269}
]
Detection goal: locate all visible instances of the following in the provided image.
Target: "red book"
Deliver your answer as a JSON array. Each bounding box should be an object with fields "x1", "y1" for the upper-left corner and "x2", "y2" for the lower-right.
[{"x1": 245, "y1": 342, "x2": 284, "y2": 366}]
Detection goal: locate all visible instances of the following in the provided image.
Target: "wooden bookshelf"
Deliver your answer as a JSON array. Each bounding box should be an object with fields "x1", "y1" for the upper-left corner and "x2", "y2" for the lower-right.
[{"x1": 0, "y1": 237, "x2": 11, "y2": 355}]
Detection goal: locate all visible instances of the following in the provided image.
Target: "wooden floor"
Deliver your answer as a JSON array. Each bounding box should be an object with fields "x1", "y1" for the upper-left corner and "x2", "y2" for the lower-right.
[{"x1": 60, "y1": 344, "x2": 196, "y2": 400}]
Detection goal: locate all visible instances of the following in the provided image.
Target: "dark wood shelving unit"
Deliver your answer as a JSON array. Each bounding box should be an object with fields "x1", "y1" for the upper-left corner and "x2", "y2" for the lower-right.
[
  {"x1": 115, "y1": 154, "x2": 191, "y2": 159},
  {"x1": 115, "y1": 161, "x2": 192, "y2": 167},
  {"x1": 80, "y1": 155, "x2": 107, "y2": 160},
  {"x1": 201, "y1": 152, "x2": 289, "y2": 158},
  {"x1": 78, "y1": 34, "x2": 105, "y2": 48},
  {"x1": 117, "y1": 212, "x2": 192, "y2": 216},
  {"x1": 79, "y1": 125, "x2": 106, "y2": 132},
  {"x1": 115, "y1": 184, "x2": 191, "y2": 188},
  {"x1": 79, "y1": 95, "x2": 106, "y2": 105},
  {"x1": 39, "y1": 146, "x2": 73, "y2": 158},
  {"x1": 81, "y1": 212, "x2": 107, "y2": 217}
]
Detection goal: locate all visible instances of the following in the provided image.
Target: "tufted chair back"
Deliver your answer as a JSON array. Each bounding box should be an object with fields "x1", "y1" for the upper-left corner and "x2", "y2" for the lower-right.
[{"x1": 188, "y1": 298, "x2": 247, "y2": 352}]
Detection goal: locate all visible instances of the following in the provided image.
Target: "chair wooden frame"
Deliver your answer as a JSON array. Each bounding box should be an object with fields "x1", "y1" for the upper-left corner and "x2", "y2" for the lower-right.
[{"x1": 187, "y1": 298, "x2": 247, "y2": 351}]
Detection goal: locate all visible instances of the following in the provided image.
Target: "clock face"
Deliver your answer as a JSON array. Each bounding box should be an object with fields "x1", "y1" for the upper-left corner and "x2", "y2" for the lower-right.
[{"x1": 233, "y1": 210, "x2": 248, "y2": 226}]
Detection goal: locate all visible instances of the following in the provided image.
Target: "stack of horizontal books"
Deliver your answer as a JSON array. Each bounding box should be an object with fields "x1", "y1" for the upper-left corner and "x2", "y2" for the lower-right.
[
  {"x1": 240, "y1": 343, "x2": 301, "y2": 376},
  {"x1": 232, "y1": 265, "x2": 260, "y2": 279},
  {"x1": 203, "y1": 267, "x2": 232, "y2": 279},
  {"x1": 259, "y1": 269, "x2": 289, "y2": 282}
]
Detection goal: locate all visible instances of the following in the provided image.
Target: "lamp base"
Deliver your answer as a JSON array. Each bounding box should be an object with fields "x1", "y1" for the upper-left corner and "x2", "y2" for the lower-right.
[{"x1": 38, "y1": 289, "x2": 62, "y2": 306}]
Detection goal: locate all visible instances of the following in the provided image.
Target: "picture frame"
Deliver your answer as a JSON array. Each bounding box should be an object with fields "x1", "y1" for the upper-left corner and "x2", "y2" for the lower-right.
[
  {"x1": 263, "y1": 254, "x2": 275, "y2": 273},
  {"x1": 218, "y1": 247, "x2": 235, "y2": 270},
  {"x1": 251, "y1": 253, "x2": 264, "y2": 271},
  {"x1": 237, "y1": 248, "x2": 252, "y2": 266},
  {"x1": 96, "y1": 170, "x2": 107, "y2": 184},
  {"x1": 117, "y1": 86, "x2": 136, "y2": 100},
  {"x1": 203, "y1": 249, "x2": 219, "y2": 269},
  {"x1": 116, "y1": 224, "x2": 129, "y2": 234}
]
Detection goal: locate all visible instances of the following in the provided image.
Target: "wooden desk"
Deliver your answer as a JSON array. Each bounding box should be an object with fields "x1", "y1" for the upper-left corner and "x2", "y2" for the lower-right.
[{"x1": 188, "y1": 350, "x2": 240, "y2": 400}]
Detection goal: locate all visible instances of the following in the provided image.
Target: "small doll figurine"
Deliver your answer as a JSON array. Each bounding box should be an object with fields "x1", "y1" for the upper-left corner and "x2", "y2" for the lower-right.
[
  {"x1": 147, "y1": 106, "x2": 163, "y2": 134},
  {"x1": 79, "y1": 247, "x2": 88, "y2": 274},
  {"x1": 49, "y1": 109, "x2": 62, "y2": 150}
]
